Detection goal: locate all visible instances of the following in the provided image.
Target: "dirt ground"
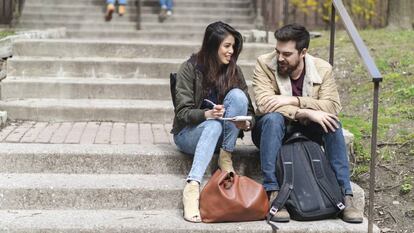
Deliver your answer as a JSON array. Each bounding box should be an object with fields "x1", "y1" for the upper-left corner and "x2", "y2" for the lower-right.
[{"x1": 336, "y1": 77, "x2": 414, "y2": 233}]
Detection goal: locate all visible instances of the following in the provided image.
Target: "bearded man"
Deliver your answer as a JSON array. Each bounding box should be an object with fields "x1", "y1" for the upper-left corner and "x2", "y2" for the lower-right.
[{"x1": 251, "y1": 23, "x2": 363, "y2": 223}]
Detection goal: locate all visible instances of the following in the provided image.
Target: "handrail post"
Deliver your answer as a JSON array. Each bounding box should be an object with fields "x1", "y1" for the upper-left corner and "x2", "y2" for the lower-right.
[
  {"x1": 368, "y1": 80, "x2": 380, "y2": 233},
  {"x1": 135, "y1": 0, "x2": 141, "y2": 30},
  {"x1": 330, "y1": 1, "x2": 383, "y2": 232},
  {"x1": 329, "y1": 3, "x2": 335, "y2": 66},
  {"x1": 283, "y1": 0, "x2": 289, "y2": 25}
]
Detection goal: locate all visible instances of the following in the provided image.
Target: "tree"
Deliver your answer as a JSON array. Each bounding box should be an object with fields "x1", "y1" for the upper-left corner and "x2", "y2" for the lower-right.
[{"x1": 387, "y1": 0, "x2": 413, "y2": 29}]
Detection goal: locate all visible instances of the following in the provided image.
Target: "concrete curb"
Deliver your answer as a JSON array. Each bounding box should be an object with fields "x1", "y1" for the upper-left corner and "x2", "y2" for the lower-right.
[
  {"x1": 0, "y1": 111, "x2": 6, "y2": 128},
  {"x1": 0, "y1": 209, "x2": 380, "y2": 233},
  {"x1": 0, "y1": 28, "x2": 67, "y2": 59}
]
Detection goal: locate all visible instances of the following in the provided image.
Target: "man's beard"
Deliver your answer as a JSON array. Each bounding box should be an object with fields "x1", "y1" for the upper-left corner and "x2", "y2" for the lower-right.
[{"x1": 277, "y1": 60, "x2": 300, "y2": 77}]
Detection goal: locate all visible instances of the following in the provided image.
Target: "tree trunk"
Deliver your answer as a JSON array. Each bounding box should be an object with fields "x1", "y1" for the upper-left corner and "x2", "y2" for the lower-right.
[{"x1": 387, "y1": 0, "x2": 412, "y2": 29}]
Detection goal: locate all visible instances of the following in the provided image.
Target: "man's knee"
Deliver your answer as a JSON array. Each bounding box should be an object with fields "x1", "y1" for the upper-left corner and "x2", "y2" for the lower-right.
[{"x1": 261, "y1": 112, "x2": 285, "y2": 128}]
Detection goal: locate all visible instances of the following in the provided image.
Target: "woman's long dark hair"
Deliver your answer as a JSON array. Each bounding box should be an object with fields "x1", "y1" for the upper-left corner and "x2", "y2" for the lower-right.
[{"x1": 197, "y1": 21, "x2": 243, "y2": 103}]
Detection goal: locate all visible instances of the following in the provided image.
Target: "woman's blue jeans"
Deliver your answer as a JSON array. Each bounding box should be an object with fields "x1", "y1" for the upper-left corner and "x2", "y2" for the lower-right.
[
  {"x1": 252, "y1": 112, "x2": 353, "y2": 195},
  {"x1": 159, "y1": 0, "x2": 173, "y2": 10},
  {"x1": 106, "y1": 0, "x2": 127, "y2": 5},
  {"x1": 174, "y1": 89, "x2": 248, "y2": 183}
]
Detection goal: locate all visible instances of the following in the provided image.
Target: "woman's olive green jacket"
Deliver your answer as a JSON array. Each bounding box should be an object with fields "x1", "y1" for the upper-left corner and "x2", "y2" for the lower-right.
[{"x1": 171, "y1": 57, "x2": 255, "y2": 135}]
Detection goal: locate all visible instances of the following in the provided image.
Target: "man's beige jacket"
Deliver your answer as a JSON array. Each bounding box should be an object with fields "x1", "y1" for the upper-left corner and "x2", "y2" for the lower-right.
[{"x1": 252, "y1": 51, "x2": 342, "y2": 120}]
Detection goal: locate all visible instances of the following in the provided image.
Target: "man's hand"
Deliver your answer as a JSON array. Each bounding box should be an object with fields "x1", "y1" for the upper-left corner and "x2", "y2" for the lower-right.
[
  {"x1": 205, "y1": 105, "x2": 225, "y2": 119},
  {"x1": 295, "y1": 109, "x2": 339, "y2": 133},
  {"x1": 233, "y1": 120, "x2": 251, "y2": 131},
  {"x1": 262, "y1": 95, "x2": 298, "y2": 113}
]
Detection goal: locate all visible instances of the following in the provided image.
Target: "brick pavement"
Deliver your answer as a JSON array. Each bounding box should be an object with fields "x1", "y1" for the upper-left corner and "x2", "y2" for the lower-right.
[{"x1": 0, "y1": 121, "x2": 254, "y2": 146}]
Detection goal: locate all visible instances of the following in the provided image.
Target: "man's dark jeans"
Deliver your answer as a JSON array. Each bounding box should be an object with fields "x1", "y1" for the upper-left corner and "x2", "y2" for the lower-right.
[{"x1": 252, "y1": 112, "x2": 353, "y2": 195}]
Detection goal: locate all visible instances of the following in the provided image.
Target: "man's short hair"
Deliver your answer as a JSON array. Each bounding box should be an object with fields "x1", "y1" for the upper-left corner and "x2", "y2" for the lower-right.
[{"x1": 274, "y1": 23, "x2": 310, "y2": 52}]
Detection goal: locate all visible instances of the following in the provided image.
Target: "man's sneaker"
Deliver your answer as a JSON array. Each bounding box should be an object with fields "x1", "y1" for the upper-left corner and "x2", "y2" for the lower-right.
[
  {"x1": 158, "y1": 7, "x2": 167, "y2": 22},
  {"x1": 105, "y1": 4, "x2": 115, "y2": 21},
  {"x1": 166, "y1": 10, "x2": 172, "y2": 16},
  {"x1": 118, "y1": 5, "x2": 126, "y2": 16},
  {"x1": 267, "y1": 191, "x2": 290, "y2": 222},
  {"x1": 342, "y1": 195, "x2": 363, "y2": 223}
]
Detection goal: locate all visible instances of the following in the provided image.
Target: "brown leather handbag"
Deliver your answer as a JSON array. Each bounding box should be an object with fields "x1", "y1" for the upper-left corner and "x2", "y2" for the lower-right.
[{"x1": 200, "y1": 169, "x2": 269, "y2": 223}]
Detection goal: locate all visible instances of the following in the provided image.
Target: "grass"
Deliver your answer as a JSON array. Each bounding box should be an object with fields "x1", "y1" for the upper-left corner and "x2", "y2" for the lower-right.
[
  {"x1": 310, "y1": 29, "x2": 414, "y2": 177},
  {"x1": 0, "y1": 31, "x2": 14, "y2": 39}
]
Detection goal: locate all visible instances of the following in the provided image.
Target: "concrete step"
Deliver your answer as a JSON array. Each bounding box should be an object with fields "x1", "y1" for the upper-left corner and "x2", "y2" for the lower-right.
[
  {"x1": 24, "y1": 0, "x2": 252, "y2": 8},
  {"x1": 66, "y1": 29, "x2": 261, "y2": 42},
  {"x1": 130, "y1": 6, "x2": 254, "y2": 15},
  {"x1": 0, "y1": 209, "x2": 378, "y2": 233},
  {"x1": 0, "y1": 173, "x2": 185, "y2": 210},
  {"x1": 0, "y1": 78, "x2": 170, "y2": 100},
  {"x1": 20, "y1": 12, "x2": 254, "y2": 23},
  {"x1": 141, "y1": 22, "x2": 255, "y2": 31},
  {"x1": 20, "y1": 12, "x2": 138, "y2": 23},
  {"x1": 18, "y1": 20, "x2": 139, "y2": 31},
  {"x1": 17, "y1": 20, "x2": 254, "y2": 31},
  {"x1": 0, "y1": 172, "x2": 365, "y2": 212},
  {"x1": 11, "y1": 39, "x2": 273, "y2": 60},
  {"x1": 22, "y1": 6, "x2": 251, "y2": 16},
  {"x1": 66, "y1": 29, "x2": 205, "y2": 41},
  {"x1": 140, "y1": 6, "x2": 252, "y2": 15},
  {"x1": 0, "y1": 77, "x2": 255, "y2": 103},
  {"x1": 0, "y1": 99, "x2": 173, "y2": 122},
  {"x1": 142, "y1": 0, "x2": 252, "y2": 8},
  {"x1": 6, "y1": 57, "x2": 255, "y2": 80},
  {"x1": 0, "y1": 143, "x2": 257, "y2": 175},
  {"x1": 137, "y1": 14, "x2": 255, "y2": 24}
]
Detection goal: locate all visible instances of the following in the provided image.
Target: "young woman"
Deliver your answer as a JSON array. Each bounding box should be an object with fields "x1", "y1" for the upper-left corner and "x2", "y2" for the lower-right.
[{"x1": 171, "y1": 21, "x2": 255, "y2": 222}]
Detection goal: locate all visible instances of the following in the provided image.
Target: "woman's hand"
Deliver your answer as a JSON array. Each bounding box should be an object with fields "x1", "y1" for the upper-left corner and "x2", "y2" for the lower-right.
[
  {"x1": 205, "y1": 105, "x2": 225, "y2": 119},
  {"x1": 234, "y1": 120, "x2": 251, "y2": 131}
]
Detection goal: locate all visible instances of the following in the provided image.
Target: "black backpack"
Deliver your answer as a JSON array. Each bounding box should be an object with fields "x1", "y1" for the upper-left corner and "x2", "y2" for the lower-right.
[{"x1": 267, "y1": 133, "x2": 345, "y2": 229}]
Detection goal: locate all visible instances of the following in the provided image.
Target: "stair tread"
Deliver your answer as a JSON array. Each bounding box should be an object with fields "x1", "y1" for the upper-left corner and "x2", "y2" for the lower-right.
[
  {"x1": 21, "y1": 12, "x2": 253, "y2": 19},
  {"x1": 0, "y1": 173, "x2": 184, "y2": 189},
  {"x1": 9, "y1": 56, "x2": 255, "y2": 64},
  {"x1": 12, "y1": 38, "x2": 273, "y2": 47},
  {"x1": 3, "y1": 77, "x2": 169, "y2": 84},
  {"x1": 0, "y1": 98, "x2": 173, "y2": 108},
  {"x1": 0, "y1": 209, "x2": 377, "y2": 233}
]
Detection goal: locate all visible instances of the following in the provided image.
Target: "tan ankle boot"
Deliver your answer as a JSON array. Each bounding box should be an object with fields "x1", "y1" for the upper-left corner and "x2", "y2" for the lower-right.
[
  {"x1": 183, "y1": 181, "x2": 201, "y2": 223},
  {"x1": 268, "y1": 191, "x2": 290, "y2": 222},
  {"x1": 342, "y1": 195, "x2": 363, "y2": 223},
  {"x1": 218, "y1": 149, "x2": 234, "y2": 173},
  {"x1": 118, "y1": 5, "x2": 126, "y2": 16},
  {"x1": 105, "y1": 4, "x2": 115, "y2": 21}
]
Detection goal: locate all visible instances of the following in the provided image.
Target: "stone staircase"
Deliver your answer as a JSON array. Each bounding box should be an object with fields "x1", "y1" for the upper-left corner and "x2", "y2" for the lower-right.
[{"x1": 0, "y1": 0, "x2": 378, "y2": 232}]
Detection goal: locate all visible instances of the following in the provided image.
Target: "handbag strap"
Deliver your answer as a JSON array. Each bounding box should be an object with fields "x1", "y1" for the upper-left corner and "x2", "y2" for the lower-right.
[{"x1": 266, "y1": 144, "x2": 294, "y2": 231}]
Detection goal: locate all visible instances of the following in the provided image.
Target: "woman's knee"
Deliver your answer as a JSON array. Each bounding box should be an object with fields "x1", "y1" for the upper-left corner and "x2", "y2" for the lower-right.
[
  {"x1": 224, "y1": 88, "x2": 248, "y2": 105},
  {"x1": 223, "y1": 88, "x2": 248, "y2": 114},
  {"x1": 199, "y1": 120, "x2": 223, "y2": 137}
]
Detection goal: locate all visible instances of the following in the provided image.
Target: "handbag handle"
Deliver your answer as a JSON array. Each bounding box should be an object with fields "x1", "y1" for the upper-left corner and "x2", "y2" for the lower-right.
[{"x1": 220, "y1": 172, "x2": 235, "y2": 189}]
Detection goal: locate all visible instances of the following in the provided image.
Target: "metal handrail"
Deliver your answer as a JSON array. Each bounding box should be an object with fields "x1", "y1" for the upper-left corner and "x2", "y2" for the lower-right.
[
  {"x1": 135, "y1": 0, "x2": 141, "y2": 30},
  {"x1": 329, "y1": 1, "x2": 382, "y2": 233}
]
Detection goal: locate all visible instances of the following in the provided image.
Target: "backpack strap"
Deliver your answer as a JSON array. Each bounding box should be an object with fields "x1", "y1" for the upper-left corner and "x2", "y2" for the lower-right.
[
  {"x1": 303, "y1": 142, "x2": 346, "y2": 211},
  {"x1": 266, "y1": 144, "x2": 294, "y2": 231}
]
